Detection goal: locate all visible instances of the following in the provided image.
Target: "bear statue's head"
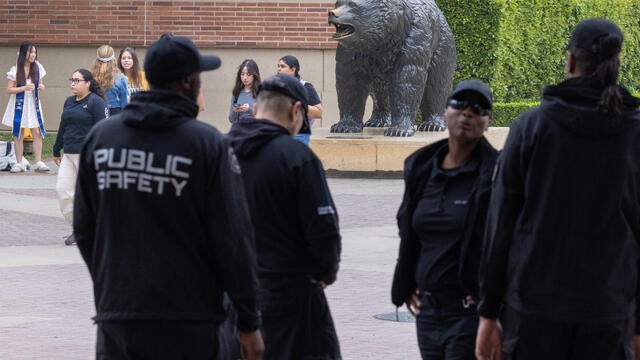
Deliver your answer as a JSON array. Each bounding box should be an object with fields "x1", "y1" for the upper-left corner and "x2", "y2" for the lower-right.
[{"x1": 328, "y1": 0, "x2": 407, "y2": 49}]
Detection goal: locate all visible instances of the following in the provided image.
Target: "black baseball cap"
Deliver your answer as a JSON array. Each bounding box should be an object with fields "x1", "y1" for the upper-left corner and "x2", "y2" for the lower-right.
[
  {"x1": 449, "y1": 79, "x2": 493, "y2": 109},
  {"x1": 569, "y1": 18, "x2": 623, "y2": 52},
  {"x1": 144, "y1": 35, "x2": 221, "y2": 86},
  {"x1": 258, "y1": 74, "x2": 309, "y2": 118}
]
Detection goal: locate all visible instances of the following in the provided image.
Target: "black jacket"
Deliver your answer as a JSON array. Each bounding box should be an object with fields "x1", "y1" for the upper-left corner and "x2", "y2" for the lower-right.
[
  {"x1": 227, "y1": 118, "x2": 341, "y2": 284},
  {"x1": 74, "y1": 90, "x2": 261, "y2": 331},
  {"x1": 391, "y1": 137, "x2": 498, "y2": 306},
  {"x1": 478, "y1": 77, "x2": 640, "y2": 330}
]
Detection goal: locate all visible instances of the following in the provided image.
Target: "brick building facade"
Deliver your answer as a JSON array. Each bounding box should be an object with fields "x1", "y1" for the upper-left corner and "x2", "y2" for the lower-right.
[{"x1": 0, "y1": 0, "x2": 342, "y2": 132}]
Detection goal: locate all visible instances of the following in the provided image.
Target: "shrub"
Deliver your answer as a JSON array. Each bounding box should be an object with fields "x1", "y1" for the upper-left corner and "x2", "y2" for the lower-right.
[{"x1": 492, "y1": 102, "x2": 539, "y2": 127}]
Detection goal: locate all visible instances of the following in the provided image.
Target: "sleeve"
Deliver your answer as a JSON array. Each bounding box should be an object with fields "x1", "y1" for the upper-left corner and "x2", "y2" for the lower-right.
[
  {"x1": 7, "y1": 66, "x2": 16, "y2": 81},
  {"x1": 228, "y1": 94, "x2": 236, "y2": 123},
  {"x1": 90, "y1": 94, "x2": 109, "y2": 123},
  {"x1": 390, "y1": 172, "x2": 421, "y2": 306},
  {"x1": 53, "y1": 99, "x2": 68, "y2": 157},
  {"x1": 477, "y1": 118, "x2": 527, "y2": 318},
  {"x1": 304, "y1": 82, "x2": 321, "y2": 106},
  {"x1": 206, "y1": 138, "x2": 261, "y2": 332},
  {"x1": 297, "y1": 156, "x2": 341, "y2": 284},
  {"x1": 37, "y1": 61, "x2": 46, "y2": 79},
  {"x1": 140, "y1": 72, "x2": 149, "y2": 91},
  {"x1": 118, "y1": 77, "x2": 128, "y2": 108},
  {"x1": 73, "y1": 130, "x2": 99, "y2": 280}
]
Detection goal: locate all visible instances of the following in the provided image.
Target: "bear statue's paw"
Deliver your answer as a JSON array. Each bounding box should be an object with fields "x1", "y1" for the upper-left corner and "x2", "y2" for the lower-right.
[
  {"x1": 363, "y1": 117, "x2": 391, "y2": 128},
  {"x1": 417, "y1": 115, "x2": 447, "y2": 132},
  {"x1": 384, "y1": 126, "x2": 415, "y2": 137},
  {"x1": 330, "y1": 121, "x2": 364, "y2": 133}
]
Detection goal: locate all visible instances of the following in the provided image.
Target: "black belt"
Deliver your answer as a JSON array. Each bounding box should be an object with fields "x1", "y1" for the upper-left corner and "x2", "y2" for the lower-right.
[{"x1": 423, "y1": 289, "x2": 468, "y2": 307}]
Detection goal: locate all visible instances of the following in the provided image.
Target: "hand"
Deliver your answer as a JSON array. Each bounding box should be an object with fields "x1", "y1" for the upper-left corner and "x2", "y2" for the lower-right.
[
  {"x1": 633, "y1": 335, "x2": 640, "y2": 360},
  {"x1": 239, "y1": 103, "x2": 250, "y2": 112},
  {"x1": 238, "y1": 330, "x2": 264, "y2": 360},
  {"x1": 38, "y1": 83, "x2": 45, "y2": 91},
  {"x1": 25, "y1": 83, "x2": 35, "y2": 91},
  {"x1": 475, "y1": 317, "x2": 503, "y2": 360},
  {"x1": 53, "y1": 156, "x2": 61, "y2": 166},
  {"x1": 405, "y1": 289, "x2": 421, "y2": 317}
]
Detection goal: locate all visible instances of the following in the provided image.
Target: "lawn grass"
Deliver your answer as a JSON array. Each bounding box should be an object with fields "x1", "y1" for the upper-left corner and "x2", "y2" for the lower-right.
[{"x1": 0, "y1": 130, "x2": 56, "y2": 161}]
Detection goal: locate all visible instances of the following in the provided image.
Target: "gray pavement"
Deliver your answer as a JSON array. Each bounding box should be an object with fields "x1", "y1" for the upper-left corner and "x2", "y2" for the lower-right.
[{"x1": 0, "y1": 167, "x2": 421, "y2": 359}]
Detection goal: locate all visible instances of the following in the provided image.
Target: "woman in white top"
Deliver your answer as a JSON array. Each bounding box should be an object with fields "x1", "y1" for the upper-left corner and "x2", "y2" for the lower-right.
[{"x1": 1, "y1": 41, "x2": 49, "y2": 172}]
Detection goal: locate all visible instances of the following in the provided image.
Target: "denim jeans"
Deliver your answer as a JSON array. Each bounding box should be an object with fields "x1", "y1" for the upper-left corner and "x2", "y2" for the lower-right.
[{"x1": 416, "y1": 292, "x2": 478, "y2": 360}]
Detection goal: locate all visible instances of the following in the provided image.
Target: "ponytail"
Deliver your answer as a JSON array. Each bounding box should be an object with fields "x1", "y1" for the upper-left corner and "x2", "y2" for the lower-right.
[{"x1": 570, "y1": 33, "x2": 623, "y2": 114}]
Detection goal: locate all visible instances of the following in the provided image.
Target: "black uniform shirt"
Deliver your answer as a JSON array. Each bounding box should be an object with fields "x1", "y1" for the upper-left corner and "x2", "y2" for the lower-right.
[{"x1": 412, "y1": 145, "x2": 480, "y2": 291}]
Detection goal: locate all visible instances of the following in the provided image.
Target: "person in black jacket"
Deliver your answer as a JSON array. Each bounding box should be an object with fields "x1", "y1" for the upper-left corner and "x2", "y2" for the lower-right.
[
  {"x1": 73, "y1": 35, "x2": 264, "y2": 360},
  {"x1": 227, "y1": 74, "x2": 342, "y2": 360},
  {"x1": 476, "y1": 18, "x2": 640, "y2": 360},
  {"x1": 391, "y1": 79, "x2": 498, "y2": 359}
]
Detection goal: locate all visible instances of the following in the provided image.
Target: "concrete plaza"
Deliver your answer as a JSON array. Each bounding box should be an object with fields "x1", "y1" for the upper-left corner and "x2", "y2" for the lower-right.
[{"x1": 0, "y1": 165, "x2": 421, "y2": 359}]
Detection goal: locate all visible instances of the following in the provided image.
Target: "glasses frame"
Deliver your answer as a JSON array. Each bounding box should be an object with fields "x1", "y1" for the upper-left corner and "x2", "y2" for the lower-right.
[{"x1": 69, "y1": 78, "x2": 87, "y2": 84}]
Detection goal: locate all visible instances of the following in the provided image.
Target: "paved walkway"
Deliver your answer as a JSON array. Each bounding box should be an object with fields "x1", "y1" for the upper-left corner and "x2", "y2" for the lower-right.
[{"x1": 0, "y1": 165, "x2": 421, "y2": 359}]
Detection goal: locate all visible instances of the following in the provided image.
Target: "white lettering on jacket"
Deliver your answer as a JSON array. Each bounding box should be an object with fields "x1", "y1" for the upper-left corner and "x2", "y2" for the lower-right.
[{"x1": 94, "y1": 148, "x2": 192, "y2": 196}]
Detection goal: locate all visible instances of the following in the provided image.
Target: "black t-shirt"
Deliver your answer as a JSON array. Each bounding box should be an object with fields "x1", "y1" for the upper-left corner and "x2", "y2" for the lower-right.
[
  {"x1": 299, "y1": 81, "x2": 321, "y2": 134},
  {"x1": 412, "y1": 146, "x2": 479, "y2": 291}
]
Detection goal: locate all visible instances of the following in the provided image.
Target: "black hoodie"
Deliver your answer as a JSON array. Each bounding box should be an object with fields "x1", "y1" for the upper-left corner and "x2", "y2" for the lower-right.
[
  {"x1": 74, "y1": 90, "x2": 261, "y2": 331},
  {"x1": 478, "y1": 77, "x2": 640, "y2": 331},
  {"x1": 227, "y1": 118, "x2": 341, "y2": 284}
]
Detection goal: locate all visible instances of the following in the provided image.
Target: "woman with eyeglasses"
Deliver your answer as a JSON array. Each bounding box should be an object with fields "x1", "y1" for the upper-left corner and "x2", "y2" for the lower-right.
[
  {"x1": 90, "y1": 44, "x2": 128, "y2": 115},
  {"x1": 53, "y1": 69, "x2": 108, "y2": 246},
  {"x1": 391, "y1": 80, "x2": 498, "y2": 359},
  {"x1": 1, "y1": 41, "x2": 49, "y2": 172},
  {"x1": 228, "y1": 59, "x2": 261, "y2": 123},
  {"x1": 118, "y1": 47, "x2": 149, "y2": 98}
]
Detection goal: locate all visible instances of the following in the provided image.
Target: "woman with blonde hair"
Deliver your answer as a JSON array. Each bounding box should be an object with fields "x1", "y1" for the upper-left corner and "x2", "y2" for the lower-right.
[{"x1": 90, "y1": 44, "x2": 128, "y2": 115}]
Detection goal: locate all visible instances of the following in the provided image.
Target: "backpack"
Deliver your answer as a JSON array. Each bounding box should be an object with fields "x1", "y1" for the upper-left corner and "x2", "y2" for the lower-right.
[{"x1": 0, "y1": 141, "x2": 29, "y2": 171}]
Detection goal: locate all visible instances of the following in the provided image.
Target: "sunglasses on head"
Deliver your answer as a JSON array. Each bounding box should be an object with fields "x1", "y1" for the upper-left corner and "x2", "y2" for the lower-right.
[{"x1": 447, "y1": 98, "x2": 491, "y2": 116}]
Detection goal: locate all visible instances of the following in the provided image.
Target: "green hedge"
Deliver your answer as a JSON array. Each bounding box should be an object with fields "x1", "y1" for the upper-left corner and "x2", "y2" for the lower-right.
[
  {"x1": 436, "y1": 0, "x2": 640, "y2": 102},
  {"x1": 435, "y1": 0, "x2": 500, "y2": 85},
  {"x1": 492, "y1": 102, "x2": 539, "y2": 127}
]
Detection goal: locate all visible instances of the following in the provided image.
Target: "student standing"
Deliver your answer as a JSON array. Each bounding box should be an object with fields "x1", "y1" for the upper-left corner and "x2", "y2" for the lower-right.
[{"x1": 1, "y1": 41, "x2": 49, "y2": 172}]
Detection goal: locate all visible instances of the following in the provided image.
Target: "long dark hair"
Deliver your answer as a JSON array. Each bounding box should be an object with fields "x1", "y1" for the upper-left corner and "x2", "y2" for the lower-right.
[
  {"x1": 232, "y1": 59, "x2": 261, "y2": 99},
  {"x1": 75, "y1": 68, "x2": 106, "y2": 100},
  {"x1": 279, "y1": 55, "x2": 300, "y2": 78},
  {"x1": 16, "y1": 41, "x2": 38, "y2": 87},
  {"x1": 118, "y1": 47, "x2": 143, "y2": 87},
  {"x1": 570, "y1": 33, "x2": 623, "y2": 114}
]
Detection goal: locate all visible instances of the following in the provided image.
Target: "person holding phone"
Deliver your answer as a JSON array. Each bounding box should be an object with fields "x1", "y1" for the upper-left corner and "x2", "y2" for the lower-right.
[{"x1": 228, "y1": 59, "x2": 261, "y2": 123}]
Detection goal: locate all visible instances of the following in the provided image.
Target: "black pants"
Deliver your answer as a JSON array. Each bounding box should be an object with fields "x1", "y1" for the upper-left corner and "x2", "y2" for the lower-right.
[
  {"x1": 96, "y1": 320, "x2": 220, "y2": 359},
  {"x1": 501, "y1": 305, "x2": 634, "y2": 360},
  {"x1": 416, "y1": 291, "x2": 478, "y2": 359},
  {"x1": 258, "y1": 277, "x2": 341, "y2": 360}
]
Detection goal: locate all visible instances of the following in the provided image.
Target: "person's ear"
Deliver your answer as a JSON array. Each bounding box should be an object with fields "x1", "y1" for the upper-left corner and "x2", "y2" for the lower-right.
[{"x1": 565, "y1": 51, "x2": 577, "y2": 77}]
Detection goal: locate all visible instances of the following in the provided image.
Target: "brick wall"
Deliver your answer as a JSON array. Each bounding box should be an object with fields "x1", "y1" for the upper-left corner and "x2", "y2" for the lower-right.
[{"x1": 0, "y1": 0, "x2": 338, "y2": 48}]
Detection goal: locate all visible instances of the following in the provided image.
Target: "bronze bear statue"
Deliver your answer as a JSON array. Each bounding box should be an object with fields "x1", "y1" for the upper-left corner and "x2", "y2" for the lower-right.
[{"x1": 328, "y1": 0, "x2": 456, "y2": 136}]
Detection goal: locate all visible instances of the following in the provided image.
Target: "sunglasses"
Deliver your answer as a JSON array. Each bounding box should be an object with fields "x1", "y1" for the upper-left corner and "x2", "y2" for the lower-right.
[{"x1": 447, "y1": 98, "x2": 491, "y2": 116}]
